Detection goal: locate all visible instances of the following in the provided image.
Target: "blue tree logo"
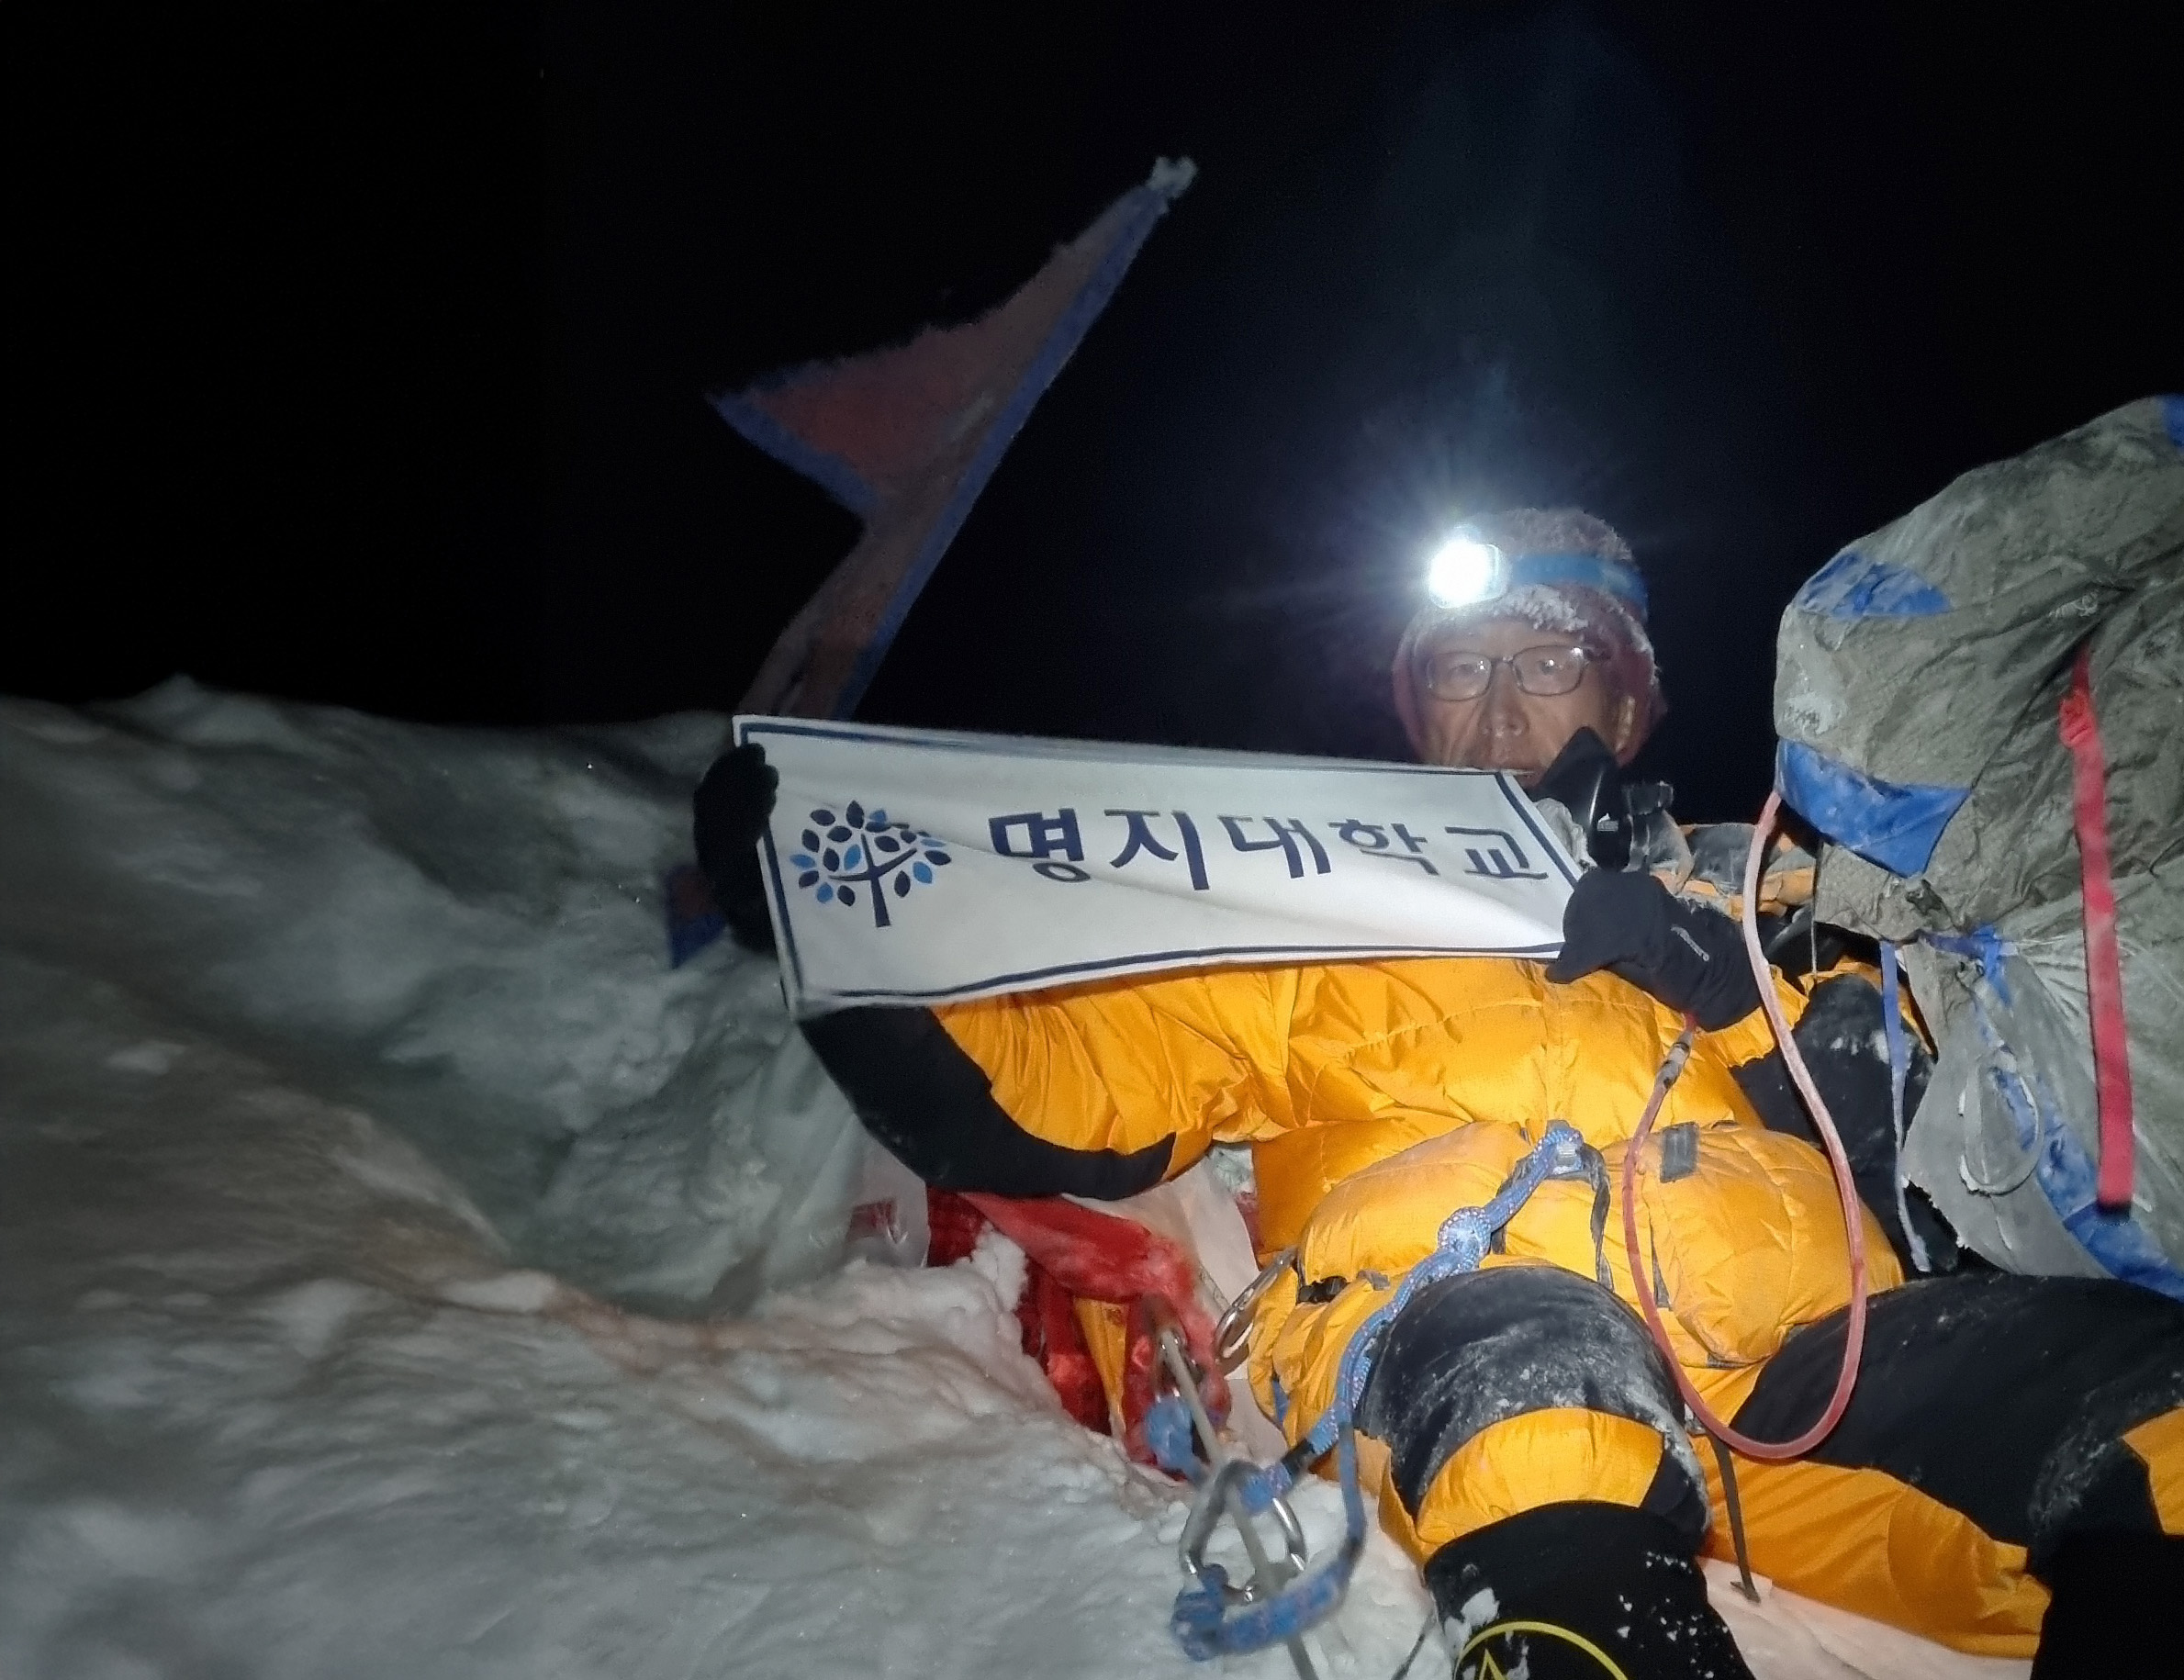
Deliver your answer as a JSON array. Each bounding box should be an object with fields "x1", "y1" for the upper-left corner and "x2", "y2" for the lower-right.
[{"x1": 789, "y1": 801, "x2": 951, "y2": 928}]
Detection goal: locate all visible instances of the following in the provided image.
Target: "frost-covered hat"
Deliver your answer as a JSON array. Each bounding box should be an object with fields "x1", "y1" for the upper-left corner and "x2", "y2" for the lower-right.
[{"x1": 1391, "y1": 507, "x2": 1665, "y2": 761}]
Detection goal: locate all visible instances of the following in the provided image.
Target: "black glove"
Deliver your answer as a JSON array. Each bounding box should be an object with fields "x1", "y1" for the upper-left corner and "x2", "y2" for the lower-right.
[
  {"x1": 1543, "y1": 868, "x2": 1761, "y2": 1030},
  {"x1": 692, "y1": 742, "x2": 778, "y2": 953}
]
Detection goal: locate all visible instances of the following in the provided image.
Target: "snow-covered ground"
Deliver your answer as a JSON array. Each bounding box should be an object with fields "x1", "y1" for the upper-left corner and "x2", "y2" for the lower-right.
[{"x1": 0, "y1": 683, "x2": 2025, "y2": 1678}]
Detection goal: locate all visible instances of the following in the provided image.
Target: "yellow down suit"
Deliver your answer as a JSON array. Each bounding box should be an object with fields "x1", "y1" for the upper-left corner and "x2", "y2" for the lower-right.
[{"x1": 804, "y1": 939, "x2": 2184, "y2": 1662}]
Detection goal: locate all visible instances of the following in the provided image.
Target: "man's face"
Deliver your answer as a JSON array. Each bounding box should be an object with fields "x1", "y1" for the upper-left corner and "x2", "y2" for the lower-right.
[{"x1": 1412, "y1": 615, "x2": 1632, "y2": 781}]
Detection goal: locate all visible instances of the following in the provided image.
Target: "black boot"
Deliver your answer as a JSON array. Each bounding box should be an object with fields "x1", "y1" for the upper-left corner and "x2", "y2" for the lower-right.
[{"x1": 1425, "y1": 1502, "x2": 1753, "y2": 1680}]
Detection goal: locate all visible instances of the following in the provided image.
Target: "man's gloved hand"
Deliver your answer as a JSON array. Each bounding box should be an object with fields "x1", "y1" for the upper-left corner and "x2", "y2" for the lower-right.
[
  {"x1": 1544, "y1": 868, "x2": 1762, "y2": 1030},
  {"x1": 693, "y1": 742, "x2": 779, "y2": 953}
]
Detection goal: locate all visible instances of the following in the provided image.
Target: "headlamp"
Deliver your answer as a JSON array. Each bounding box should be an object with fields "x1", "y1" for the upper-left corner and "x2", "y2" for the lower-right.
[
  {"x1": 1421, "y1": 532, "x2": 1651, "y2": 621},
  {"x1": 1425, "y1": 534, "x2": 1506, "y2": 609}
]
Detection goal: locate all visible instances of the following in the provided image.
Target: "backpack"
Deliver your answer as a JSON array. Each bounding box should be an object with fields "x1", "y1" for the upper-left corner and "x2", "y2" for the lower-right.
[{"x1": 1773, "y1": 397, "x2": 2184, "y2": 1298}]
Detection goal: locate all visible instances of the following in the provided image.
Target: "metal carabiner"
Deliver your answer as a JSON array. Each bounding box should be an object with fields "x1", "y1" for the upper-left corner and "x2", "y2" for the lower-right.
[
  {"x1": 1213, "y1": 1245, "x2": 1297, "y2": 1372},
  {"x1": 1146, "y1": 1296, "x2": 1203, "y2": 1402},
  {"x1": 1155, "y1": 1316, "x2": 1324, "y2": 1680},
  {"x1": 1177, "y1": 1456, "x2": 1310, "y2": 1599}
]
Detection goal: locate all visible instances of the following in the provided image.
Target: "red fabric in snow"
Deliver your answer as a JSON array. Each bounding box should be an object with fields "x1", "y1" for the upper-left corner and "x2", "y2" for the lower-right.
[
  {"x1": 1019, "y1": 1266, "x2": 1109, "y2": 1435},
  {"x1": 924, "y1": 1186, "x2": 990, "y2": 1268},
  {"x1": 924, "y1": 1188, "x2": 1109, "y2": 1435},
  {"x1": 963, "y1": 1191, "x2": 1230, "y2": 1439},
  {"x1": 923, "y1": 1187, "x2": 1231, "y2": 1456}
]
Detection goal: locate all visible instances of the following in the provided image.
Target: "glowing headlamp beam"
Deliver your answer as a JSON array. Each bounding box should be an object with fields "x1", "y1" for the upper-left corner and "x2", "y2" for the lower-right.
[{"x1": 1426, "y1": 535, "x2": 1506, "y2": 609}]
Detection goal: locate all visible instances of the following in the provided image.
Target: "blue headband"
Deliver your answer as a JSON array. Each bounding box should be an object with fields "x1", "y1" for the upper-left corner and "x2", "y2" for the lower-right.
[{"x1": 1501, "y1": 552, "x2": 1650, "y2": 620}]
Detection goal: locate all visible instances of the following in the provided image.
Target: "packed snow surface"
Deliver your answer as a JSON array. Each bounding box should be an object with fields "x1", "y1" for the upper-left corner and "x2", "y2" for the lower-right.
[{"x1": 0, "y1": 682, "x2": 2023, "y2": 1678}]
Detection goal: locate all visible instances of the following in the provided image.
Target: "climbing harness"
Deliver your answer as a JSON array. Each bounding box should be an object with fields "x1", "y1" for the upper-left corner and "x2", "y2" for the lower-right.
[
  {"x1": 1280, "y1": 1120, "x2": 1612, "y2": 1485},
  {"x1": 1149, "y1": 1121, "x2": 1610, "y2": 1667}
]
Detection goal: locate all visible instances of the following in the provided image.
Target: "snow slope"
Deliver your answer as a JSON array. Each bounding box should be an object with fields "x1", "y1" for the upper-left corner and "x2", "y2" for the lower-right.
[{"x1": 0, "y1": 683, "x2": 2023, "y2": 1679}]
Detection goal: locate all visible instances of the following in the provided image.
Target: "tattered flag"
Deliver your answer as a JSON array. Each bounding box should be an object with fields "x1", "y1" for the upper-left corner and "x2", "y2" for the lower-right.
[{"x1": 713, "y1": 159, "x2": 1195, "y2": 721}]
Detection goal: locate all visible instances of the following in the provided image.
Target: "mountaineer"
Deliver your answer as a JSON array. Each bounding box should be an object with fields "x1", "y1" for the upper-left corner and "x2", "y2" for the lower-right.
[{"x1": 697, "y1": 505, "x2": 2181, "y2": 1677}]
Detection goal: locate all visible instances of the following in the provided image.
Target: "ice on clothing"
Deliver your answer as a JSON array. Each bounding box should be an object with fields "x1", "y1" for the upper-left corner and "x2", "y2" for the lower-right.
[{"x1": 0, "y1": 682, "x2": 2018, "y2": 1678}]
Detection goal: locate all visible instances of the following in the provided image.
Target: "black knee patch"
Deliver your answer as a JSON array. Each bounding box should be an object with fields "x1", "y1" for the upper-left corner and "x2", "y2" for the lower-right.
[{"x1": 1356, "y1": 1265, "x2": 1708, "y2": 1549}]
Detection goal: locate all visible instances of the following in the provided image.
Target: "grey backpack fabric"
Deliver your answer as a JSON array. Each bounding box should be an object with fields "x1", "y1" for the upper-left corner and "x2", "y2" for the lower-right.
[{"x1": 1773, "y1": 397, "x2": 2184, "y2": 1298}]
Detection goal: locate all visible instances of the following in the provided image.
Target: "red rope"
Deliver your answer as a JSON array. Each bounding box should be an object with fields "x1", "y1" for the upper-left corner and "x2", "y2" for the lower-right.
[
  {"x1": 2058, "y1": 644, "x2": 2135, "y2": 1211},
  {"x1": 1621, "y1": 793, "x2": 1869, "y2": 1460}
]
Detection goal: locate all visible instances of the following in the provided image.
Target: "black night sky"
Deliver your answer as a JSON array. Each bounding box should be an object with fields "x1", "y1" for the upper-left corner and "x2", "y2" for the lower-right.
[{"x1": 17, "y1": 4, "x2": 2181, "y2": 818}]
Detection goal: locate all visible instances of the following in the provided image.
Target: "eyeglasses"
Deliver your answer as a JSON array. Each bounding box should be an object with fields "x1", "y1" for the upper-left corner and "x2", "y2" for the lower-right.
[{"x1": 1418, "y1": 644, "x2": 1595, "y2": 702}]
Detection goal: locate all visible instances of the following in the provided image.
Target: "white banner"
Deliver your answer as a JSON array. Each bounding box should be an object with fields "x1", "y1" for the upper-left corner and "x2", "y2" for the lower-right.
[{"x1": 737, "y1": 717, "x2": 1578, "y2": 1015}]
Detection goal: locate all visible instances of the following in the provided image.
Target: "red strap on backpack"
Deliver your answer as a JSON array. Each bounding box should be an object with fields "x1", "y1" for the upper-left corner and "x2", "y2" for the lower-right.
[{"x1": 2057, "y1": 644, "x2": 2134, "y2": 1211}]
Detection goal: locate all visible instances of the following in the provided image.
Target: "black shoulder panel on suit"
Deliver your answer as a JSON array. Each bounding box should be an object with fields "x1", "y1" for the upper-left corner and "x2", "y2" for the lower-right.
[{"x1": 801, "y1": 1004, "x2": 1174, "y2": 1201}]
